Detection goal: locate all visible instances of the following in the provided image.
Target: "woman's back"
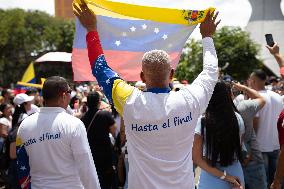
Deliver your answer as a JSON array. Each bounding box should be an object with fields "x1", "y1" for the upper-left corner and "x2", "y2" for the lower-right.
[
  {"x1": 193, "y1": 81, "x2": 245, "y2": 189},
  {"x1": 201, "y1": 82, "x2": 242, "y2": 167},
  {"x1": 82, "y1": 110, "x2": 115, "y2": 169}
]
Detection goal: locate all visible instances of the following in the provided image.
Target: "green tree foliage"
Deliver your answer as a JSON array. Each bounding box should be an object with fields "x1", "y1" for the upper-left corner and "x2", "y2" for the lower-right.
[
  {"x1": 0, "y1": 9, "x2": 75, "y2": 87},
  {"x1": 175, "y1": 27, "x2": 263, "y2": 82}
]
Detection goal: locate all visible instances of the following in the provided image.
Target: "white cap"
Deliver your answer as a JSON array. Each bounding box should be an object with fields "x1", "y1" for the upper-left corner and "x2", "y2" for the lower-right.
[{"x1": 13, "y1": 93, "x2": 34, "y2": 106}]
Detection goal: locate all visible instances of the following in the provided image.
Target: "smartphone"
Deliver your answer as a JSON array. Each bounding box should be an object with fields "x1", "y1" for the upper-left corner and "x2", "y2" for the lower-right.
[{"x1": 265, "y1": 34, "x2": 275, "y2": 47}]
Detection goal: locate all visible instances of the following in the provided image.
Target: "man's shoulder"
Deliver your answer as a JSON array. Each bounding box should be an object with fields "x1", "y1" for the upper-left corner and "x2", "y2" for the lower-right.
[
  {"x1": 18, "y1": 113, "x2": 39, "y2": 135},
  {"x1": 21, "y1": 112, "x2": 39, "y2": 124},
  {"x1": 59, "y1": 111, "x2": 84, "y2": 126},
  {"x1": 266, "y1": 90, "x2": 282, "y2": 98}
]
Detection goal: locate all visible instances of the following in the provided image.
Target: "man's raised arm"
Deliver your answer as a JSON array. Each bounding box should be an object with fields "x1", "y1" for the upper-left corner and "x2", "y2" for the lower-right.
[
  {"x1": 183, "y1": 12, "x2": 220, "y2": 115},
  {"x1": 73, "y1": 1, "x2": 134, "y2": 115},
  {"x1": 266, "y1": 43, "x2": 284, "y2": 78},
  {"x1": 73, "y1": 1, "x2": 120, "y2": 102}
]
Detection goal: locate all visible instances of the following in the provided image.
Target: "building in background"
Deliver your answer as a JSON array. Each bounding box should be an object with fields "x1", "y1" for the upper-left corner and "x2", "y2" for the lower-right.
[
  {"x1": 246, "y1": 0, "x2": 284, "y2": 76},
  {"x1": 55, "y1": 0, "x2": 74, "y2": 19}
]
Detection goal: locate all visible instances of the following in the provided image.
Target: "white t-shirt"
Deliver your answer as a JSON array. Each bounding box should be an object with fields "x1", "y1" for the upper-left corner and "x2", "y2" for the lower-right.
[
  {"x1": 256, "y1": 90, "x2": 283, "y2": 152},
  {"x1": 17, "y1": 107, "x2": 100, "y2": 189},
  {"x1": 123, "y1": 37, "x2": 218, "y2": 189}
]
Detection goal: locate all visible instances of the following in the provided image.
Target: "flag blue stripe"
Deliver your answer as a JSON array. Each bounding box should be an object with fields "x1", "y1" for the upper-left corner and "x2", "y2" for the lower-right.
[{"x1": 73, "y1": 16, "x2": 195, "y2": 52}]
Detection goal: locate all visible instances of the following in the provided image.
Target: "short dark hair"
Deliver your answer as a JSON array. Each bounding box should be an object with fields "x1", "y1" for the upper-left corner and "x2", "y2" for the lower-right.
[
  {"x1": 252, "y1": 69, "x2": 267, "y2": 81},
  {"x1": 42, "y1": 76, "x2": 69, "y2": 101}
]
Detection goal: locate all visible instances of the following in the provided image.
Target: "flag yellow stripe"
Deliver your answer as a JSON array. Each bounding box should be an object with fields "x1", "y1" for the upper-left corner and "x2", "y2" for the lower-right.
[
  {"x1": 74, "y1": 0, "x2": 215, "y2": 25},
  {"x1": 21, "y1": 62, "x2": 35, "y2": 83},
  {"x1": 17, "y1": 82, "x2": 43, "y2": 89},
  {"x1": 88, "y1": 4, "x2": 140, "y2": 20},
  {"x1": 16, "y1": 137, "x2": 23, "y2": 146}
]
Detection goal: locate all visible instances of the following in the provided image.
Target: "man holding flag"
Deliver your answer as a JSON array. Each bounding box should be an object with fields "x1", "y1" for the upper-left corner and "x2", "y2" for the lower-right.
[{"x1": 74, "y1": 1, "x2": 241, "y2": 188}]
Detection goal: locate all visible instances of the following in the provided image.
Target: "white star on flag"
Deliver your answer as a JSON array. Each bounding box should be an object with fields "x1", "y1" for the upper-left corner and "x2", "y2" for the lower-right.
[
  {"x1": 106, "y1": 79, "x2": 110, "y2": 84},
  {"x1": 114, "y1": 73, "x2": 119, "y2": 77},
  {"x1": 162, "y1": 34, "x2": 168, "y2": 40},
  {"x1": 115, "y1": 40, "x2": 121, "y2": 46},
  {"x1": 142, "y1": 24, "x2": 147, "y2": 30},
  {"x1": 154, "y1": 28, "x2": 159, "y2": 34},
  {"x1": 130, "y1": 26, "x2": 136, "y2": 32},
  {"x1": 20, "y1": 166, "x2": 26, "y2": 171}
]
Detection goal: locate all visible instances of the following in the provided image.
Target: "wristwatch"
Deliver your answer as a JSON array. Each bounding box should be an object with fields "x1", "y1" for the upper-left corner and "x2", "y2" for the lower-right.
[{"x1": 220, "y1": 170, "x2": 227, "y2": 180}]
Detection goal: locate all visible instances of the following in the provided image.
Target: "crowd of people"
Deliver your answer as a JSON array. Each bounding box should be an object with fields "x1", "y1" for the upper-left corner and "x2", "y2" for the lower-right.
[{"x1": 0, "y1": 2, "x2": 283, "y2": 189}]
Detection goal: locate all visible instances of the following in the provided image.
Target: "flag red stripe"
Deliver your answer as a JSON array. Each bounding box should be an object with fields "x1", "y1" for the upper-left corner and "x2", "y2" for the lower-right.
[{"x1": 72, "y1": 48, "x2": 181, "y2": 81}]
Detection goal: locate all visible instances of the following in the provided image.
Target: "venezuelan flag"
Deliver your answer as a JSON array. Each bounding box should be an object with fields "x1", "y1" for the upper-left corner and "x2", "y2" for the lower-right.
[
  {"x1": 72, "y1": 0, "x2": 214, "y2": 81},
  {"x1": 20, "y1": 63, "x2": 36, "y2": 84},
  {"x1": 16, "y1": 63, "x2": 45, "y2": 89}
]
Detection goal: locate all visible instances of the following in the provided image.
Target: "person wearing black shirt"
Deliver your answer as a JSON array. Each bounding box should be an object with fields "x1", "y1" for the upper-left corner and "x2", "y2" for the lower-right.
[{"x1": 82, "y1": 91, "x2": 117, "y2": 189}]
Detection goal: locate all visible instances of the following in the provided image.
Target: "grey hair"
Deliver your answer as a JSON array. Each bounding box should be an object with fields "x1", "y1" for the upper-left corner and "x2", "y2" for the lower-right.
[
  {"x1": 142, "y1": 50, "x2": 172, "y2": 80},
  {"x1": 142, "y1": 50, "x2": 171, "y2": 66}
]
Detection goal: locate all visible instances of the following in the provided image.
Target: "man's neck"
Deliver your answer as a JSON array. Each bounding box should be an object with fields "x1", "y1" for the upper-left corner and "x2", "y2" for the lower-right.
[
  {"x1": 146, "y1": 82, "x2": 169, "y2": 89},
  {"x1": 44, "y1": 102, "x2": 66, "y2": 109}
]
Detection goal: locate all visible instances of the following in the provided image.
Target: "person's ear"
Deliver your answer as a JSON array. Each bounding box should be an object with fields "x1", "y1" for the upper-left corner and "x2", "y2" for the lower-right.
[
  {"x1": 169, "y1": 69, "x2": 174, "y2": 80},
  {"x1": 140, "y1": 71, "x2": 146, "y2": 83},
  {"x1": 62, "y1": 93, "x2": 66, "y2": 101}
]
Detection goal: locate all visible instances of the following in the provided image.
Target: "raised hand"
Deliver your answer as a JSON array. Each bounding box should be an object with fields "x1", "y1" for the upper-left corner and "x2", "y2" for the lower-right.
[
  {"x1": 73, "y1": 0, "x2": 97, "y2": 32},
  {"x1": 200, "y1": 11, "x2": 221, "y2": 38},
  {"x1": 266, "y1": 43, "x2": 280, "y2": 56}
]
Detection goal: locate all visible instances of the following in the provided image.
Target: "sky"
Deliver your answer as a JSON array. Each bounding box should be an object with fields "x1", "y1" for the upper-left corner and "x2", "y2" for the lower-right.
[{"x1": 0, "y1": 0, "x2": 283, "y2": 38}]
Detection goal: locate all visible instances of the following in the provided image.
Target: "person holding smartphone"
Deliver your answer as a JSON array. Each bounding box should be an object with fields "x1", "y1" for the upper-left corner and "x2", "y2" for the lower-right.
[{"x1": 265, "y1": 34, "x2": 284, "y2": 78}]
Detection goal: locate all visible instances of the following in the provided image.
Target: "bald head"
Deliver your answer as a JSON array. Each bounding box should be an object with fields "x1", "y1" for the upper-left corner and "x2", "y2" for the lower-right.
[{"x1": 142, "y1": 50, "x2": 172, "y2": 83}]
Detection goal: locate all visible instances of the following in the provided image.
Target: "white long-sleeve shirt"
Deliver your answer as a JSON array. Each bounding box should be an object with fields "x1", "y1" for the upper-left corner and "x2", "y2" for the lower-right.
[
  {"x1": 17, "y1": 107, "x2": 101, "y2": 189},
  {"x1": 88, "y1": 30, "x2": 218, "y2": 188},
  {"x1": 124, "y1": 37, "x2": 218, "y2": 189},
  {"x1": 108, "y1": 37, "x2": 218, "y2": 189}
]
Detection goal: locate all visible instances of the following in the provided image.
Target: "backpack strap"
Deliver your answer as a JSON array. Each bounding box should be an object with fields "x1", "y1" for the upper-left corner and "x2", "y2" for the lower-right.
[{"x1": 86, "y1": 110, "x2": 100, "y2": 133}]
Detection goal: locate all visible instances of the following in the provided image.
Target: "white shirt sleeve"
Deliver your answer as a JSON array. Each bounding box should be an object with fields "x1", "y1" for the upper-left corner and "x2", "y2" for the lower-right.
[
  {"x1": 181, "y1": 37, "x2": 218, "y2": 115},
  {"x1": 71, "y1": 122, "x2": 101, "y2": 189},
  {"x1": 74, "y1": 153, "x2": 101, "y2": 189},
  {"x1": 194, "y1": 117, "x2": 202, "y2": 135}
]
